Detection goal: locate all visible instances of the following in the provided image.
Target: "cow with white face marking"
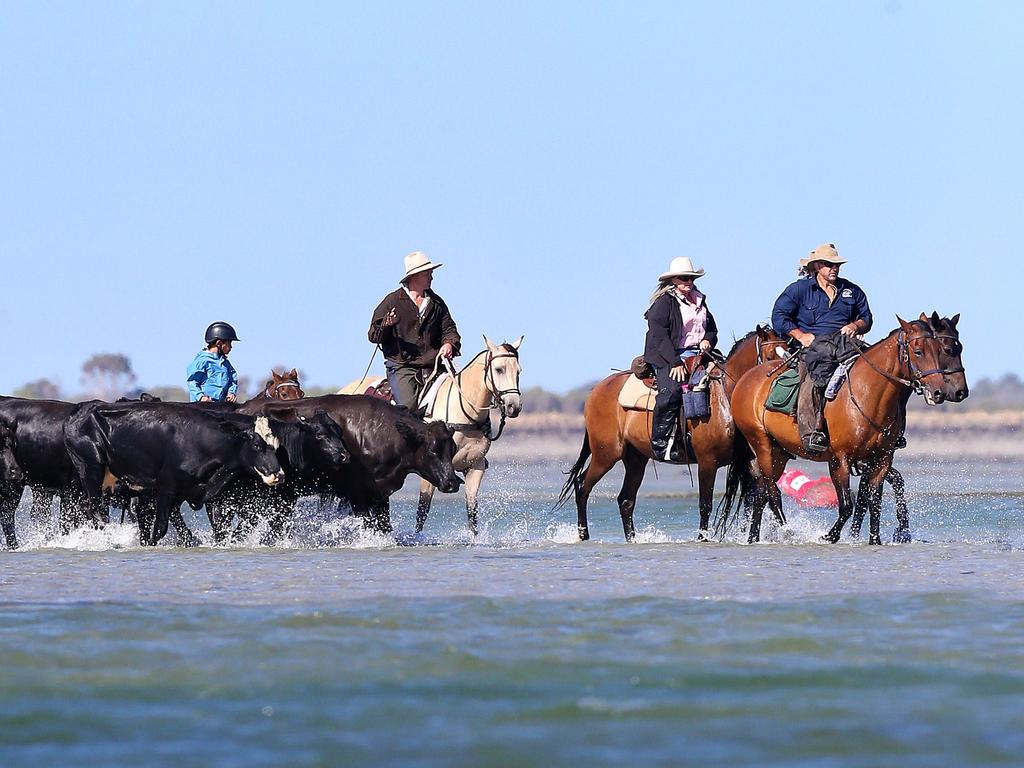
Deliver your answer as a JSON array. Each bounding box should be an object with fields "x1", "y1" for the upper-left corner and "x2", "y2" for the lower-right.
[{"x1": 64, "y1": 402, "x2": 286, "y2": 545}]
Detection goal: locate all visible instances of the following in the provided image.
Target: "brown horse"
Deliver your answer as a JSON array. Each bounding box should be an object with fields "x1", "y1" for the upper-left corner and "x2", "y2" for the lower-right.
[
  {"x1": 726, "y1": 312, "x2": 968, "y2": 545},
  {"x1": 248, "y1": 368, "x2": 305, "y2": 402},
  {"x1": 557, "y1": 326, "x2": 789, "y2": 541}
]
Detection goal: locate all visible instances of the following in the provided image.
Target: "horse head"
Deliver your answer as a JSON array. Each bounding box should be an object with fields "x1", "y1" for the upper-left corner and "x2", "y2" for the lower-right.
[
  {"x1": 896, "y1": 312, "x2": 968, "y2": 405},
  {"x1": 266, "y1": 368, "x2": 305, "y2": 401},
  {"x1": 483, "y1": 335, "x2": 523, "y2": 418}
]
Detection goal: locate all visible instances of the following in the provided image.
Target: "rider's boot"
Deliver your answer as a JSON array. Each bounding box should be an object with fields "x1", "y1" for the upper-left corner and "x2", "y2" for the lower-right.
[
  {"x1": 797, "y1": 381, "x2": 829, "y2": 453},
  {"x1": 650, "y1": 403, "x2": 680, "y2": 462}
]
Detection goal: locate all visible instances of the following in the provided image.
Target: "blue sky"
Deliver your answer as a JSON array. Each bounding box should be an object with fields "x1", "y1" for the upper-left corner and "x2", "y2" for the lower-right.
[{"x1": 1, "y1": 2, "x2": 1019, "y2": 395}]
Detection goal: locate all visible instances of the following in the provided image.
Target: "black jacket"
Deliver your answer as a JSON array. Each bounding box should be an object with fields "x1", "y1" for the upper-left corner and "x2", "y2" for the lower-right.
[
  {"x1": 368, "y1": 288, "x2": 462, "y2": 368},
  {"x1": 643, "y1": 291, "x2": 719, "y2": 369}
]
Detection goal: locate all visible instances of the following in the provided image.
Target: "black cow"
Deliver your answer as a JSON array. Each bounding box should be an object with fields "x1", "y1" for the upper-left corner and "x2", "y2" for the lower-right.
[
  {"x1": 242, "y1": 395, "x2": 462, "y2": 533},
  {"x1": 0, "y1": 423, "x2": 24, "y2": 543},
  {"x1": 205, "y1": 408, "x2": 351, "y2": 544},
  {"x1": 0, "y1": 396, "x2": 87, "y2": 548},
  {"x1": 64, "y1": 402, "x2": 286, "y2": 545}
]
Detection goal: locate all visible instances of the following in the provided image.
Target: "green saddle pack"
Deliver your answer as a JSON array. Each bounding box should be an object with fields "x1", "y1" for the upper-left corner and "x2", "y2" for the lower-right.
[{"x1": 765, "y1": 367, "x2": 801, "y2": 415}]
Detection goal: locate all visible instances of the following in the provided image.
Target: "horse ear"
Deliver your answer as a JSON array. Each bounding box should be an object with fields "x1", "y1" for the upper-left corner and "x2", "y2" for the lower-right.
[
  {"x1": 272, "y1": 370, "x2": 283, "y2": 382},
  {"x1": 949, "y1": 313, "x2": 960, "y2": 329},
  {"x1": 918, "y1": 312, "x2": 929, "y2": 324},
  {"x1": 930, "y1": 311, "x2": 942, "y2": 328},
  {"x1": 897, "y1": 315, "x2": 914, "y2": 332},
  {"x1": 482, "y1": 335, "x2": 499, "y2": 353},
  {"x1": 289, "y1": 368, "x2": 298, "y2": 380},
  {"x1": 510, "y1": 334, "x2": 524, "y2": 350}
]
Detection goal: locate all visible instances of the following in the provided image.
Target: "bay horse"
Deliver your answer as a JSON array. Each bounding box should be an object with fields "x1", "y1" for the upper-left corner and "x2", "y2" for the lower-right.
[
  {"x1": 725, "y1": 312, "x2": 967, "y2": 545},
  {"x1": 248, "y1": 368, "x2": 305, "y2": 402},
  {"x1": 339, "y1": 336, "x2": 524, "y2": 536},
  {"x1": 556, "y1": 326, "x2": 789, "y2": 542}
]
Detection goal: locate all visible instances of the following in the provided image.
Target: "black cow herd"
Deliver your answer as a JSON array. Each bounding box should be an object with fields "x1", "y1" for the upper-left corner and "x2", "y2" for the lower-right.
[{"x1": 0, "y1": 394, "x2": 463, "y2": 549}]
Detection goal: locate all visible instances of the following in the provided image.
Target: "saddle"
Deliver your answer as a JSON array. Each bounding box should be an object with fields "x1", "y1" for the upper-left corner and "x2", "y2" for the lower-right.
[
  {"x1": 363, "y1": 379, "x2": 393, "y2": 401},
  {"x1": 619, "y1": 355, "x2": 712, "y2": 413}
]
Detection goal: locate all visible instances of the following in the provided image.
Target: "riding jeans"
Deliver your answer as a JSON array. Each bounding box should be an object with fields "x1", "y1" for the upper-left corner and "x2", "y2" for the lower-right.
[{"x1": 385, "y1": 361, "x2": 425, "y2": 410}]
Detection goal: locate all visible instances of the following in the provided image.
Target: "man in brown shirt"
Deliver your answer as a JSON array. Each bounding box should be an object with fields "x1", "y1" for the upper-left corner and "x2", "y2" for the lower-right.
[{"x1": 368, "y1": 251, "x2": 462, "y2": 409}]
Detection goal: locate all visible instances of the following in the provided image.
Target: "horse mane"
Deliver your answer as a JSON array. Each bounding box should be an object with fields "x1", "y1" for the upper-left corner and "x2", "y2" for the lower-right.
[{"x1": 725, "y1": 325, "x2": 772, "y2": 359}]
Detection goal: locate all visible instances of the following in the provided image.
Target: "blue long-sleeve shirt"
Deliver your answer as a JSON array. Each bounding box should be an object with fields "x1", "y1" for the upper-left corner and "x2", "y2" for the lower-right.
[
  {"x1": 772, "y1": 276, "x2": 872, "y2": 338},
  {"x1": 186, "y1": 349, "x2": 239, "y2": 402}
]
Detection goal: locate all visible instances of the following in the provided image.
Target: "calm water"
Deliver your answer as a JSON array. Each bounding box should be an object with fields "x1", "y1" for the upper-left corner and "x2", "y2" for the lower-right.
[{"x1": 2, "y1": 456, "x2": 1023, "y2": 767}]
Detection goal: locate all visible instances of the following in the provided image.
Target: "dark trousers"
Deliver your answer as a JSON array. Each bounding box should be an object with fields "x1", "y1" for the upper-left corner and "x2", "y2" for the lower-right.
[
  {"x1": 797, "y1": 332, "x2": 863, "y2": 447},
  {"x1": 385, "y1": 361, "x2": 425, "y2": 409},
  {"x1": 651, "y1": 365, "x2": 684, "y2": 459}
]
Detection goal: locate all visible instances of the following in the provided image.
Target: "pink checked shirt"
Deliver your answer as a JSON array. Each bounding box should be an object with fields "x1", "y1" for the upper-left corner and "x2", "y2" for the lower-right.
[{"x1": 673, "y1": 287, "x2": 709, "y2": 349}]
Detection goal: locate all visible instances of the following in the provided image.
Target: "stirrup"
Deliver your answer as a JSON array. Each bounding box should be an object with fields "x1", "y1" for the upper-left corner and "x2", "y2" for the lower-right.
[{"x1": 803, "y1": 431, "x2": 829, "y2": 453}]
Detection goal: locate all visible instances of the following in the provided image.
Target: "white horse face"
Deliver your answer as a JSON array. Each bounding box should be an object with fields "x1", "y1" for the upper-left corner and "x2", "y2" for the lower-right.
[{"x1": 484, "y1": 335, "x2": 524, "y2": 418}]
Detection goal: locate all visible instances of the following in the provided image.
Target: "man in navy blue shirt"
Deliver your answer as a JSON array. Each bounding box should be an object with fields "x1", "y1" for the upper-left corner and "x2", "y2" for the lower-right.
[{"x1": 772, "y1": 244, "x2": 872, "y2": 452}]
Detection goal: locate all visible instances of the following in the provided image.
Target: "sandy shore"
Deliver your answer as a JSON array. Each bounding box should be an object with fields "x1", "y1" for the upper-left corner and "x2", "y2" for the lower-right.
[{"x1": 489, "y1": 410, "x2": 1024, "y2": 462}]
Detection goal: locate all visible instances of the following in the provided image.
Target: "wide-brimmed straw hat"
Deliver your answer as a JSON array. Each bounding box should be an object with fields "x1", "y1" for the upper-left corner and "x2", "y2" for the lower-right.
[
  {"x1": 659, "y1": 256, "x2": 705, "y2": 281},
  {"x1": 401, "y1": 251, "x2": 443, "y2": 283},
  {"x1": 799, "y1": 243, "x2": 848, "y2": 268}
]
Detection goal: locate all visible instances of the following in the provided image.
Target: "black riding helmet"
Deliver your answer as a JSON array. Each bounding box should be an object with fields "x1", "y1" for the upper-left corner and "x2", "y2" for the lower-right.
[{"x1": 205, "y1": 321, "x2": 240, "y2": 345}]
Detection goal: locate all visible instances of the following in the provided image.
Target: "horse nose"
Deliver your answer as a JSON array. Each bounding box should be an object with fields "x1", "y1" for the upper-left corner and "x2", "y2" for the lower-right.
[{"x1": 954, "y1": 387, "x2": 969, "y2": 401}]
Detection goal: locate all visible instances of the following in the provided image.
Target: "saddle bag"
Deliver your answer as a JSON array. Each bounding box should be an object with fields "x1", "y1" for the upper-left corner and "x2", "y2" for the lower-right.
[
  {"x1": 765, "y1": 367, "x2": 801, "y2": 415},
  {"x1": 682, "y1": 388, "x2": 711, "y2": 420}
]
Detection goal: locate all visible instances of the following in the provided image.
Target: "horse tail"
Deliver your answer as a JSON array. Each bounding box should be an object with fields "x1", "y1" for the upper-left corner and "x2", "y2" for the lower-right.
[
  {"x1": 555, "y1": 429, "x2": 592, "y2": 510},
  {"x1": 715, "y1": 431, "x2": 754, "y2": 538}
]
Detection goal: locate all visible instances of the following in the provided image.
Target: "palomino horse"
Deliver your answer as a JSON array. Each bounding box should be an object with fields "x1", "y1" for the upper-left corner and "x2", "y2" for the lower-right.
[
  {"x1": 248, "y1": 368, "x2": 305, "y2": 402},
  {"x1": 339, "y1": 336, "x2": 524, "y2": 536},
  {"x1": 726, "y1": 312, "x2": 967, "y2": 545},
  {"x1": 557, "y1": 326, "x2": 789, "y2": 542}
]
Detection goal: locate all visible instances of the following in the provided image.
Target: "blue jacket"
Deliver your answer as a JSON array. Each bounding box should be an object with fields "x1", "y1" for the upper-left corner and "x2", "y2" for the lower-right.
[
  {"x1": 186, "y1": 349, "x2": 239, "y2": 402},
  {"x1": 772, "y1": 276, "x2": 873, "y2": 338}
]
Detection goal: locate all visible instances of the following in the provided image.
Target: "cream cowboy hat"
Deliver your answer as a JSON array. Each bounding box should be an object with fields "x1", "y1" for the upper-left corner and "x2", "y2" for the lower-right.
[
  {"x1": 799, "y1": 243, "x2": 848, "y2": 268},
  {"x1": 658, "y1": 256, "x2": 705, "y2": 281},
  {"x1": 401, "y1": 250, "x2": 443, "y2": 282}
]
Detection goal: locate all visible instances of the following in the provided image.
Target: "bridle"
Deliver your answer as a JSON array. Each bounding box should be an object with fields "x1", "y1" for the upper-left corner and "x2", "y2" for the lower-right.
[
  {"x1": 265, "y1": 379, "x2": 304, "y2": 399},
  {"x1": 858, "y1": 326, "x2": 964, "y2": 397},
  {"x1": 442, "y1": 346, "x2": 521, "y2": 440}
]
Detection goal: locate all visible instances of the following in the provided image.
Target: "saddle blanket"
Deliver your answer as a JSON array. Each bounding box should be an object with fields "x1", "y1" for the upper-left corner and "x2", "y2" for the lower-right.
[{"x1": 618, "y1": 373, "x2": 657, "y2": 411}]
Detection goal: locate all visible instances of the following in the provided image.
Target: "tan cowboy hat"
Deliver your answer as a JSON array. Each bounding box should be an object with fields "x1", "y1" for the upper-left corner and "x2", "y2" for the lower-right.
[
  {"x1": 799, "y1": 243, "x2": 848, "y2": 268},
  {"x1": 401, "y1": 250, "x2": 443, "y2": 282},
  {"x1": 658, "y1": 256, "x2": 705, "y2": 281}
]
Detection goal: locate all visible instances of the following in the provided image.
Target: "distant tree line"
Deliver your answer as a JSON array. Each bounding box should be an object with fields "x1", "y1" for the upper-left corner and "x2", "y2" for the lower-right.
[{"x1": 9, "y1": 355, "x2": 1024, "y2": 413}]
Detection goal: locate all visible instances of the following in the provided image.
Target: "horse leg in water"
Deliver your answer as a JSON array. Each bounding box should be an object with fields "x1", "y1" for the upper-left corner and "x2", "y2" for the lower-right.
[
  {"x1": 616, "y1": 446, "x2": 648, "y2": 542},
  {"x1": 696, "y1": 458, "x2": 718, "y2": 541},
  {"x1": 862, "y1": 461, "x2": 892, "y2": 545},
  {"x1": 575, "y1": 443, "x2": 619, "y2": 542},
  {"x1": 0, "y1": 483, "x2": 23, "y2": 549},
  {"x1": 888, "y1": 467, "x2": 912, "y2": 543},
  {"x1": 823, "y1": 457, "x2": 855, "y2": 543},
  {"x1": 748, "y1": 444, "x2": 788, "y2": 544},
  {"x1": 850, "y1": 474, "x2": 871, "y2": 540},
  {"x1": 415, "y1": 478, "x2": 435, "y2": 534},
  {"x1": 462, "y1": 459, "x2": 487, "y2": 537}
]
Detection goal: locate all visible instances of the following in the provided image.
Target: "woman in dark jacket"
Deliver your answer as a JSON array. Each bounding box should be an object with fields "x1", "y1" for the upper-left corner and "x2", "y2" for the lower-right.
[{"x1": 643, "y1": 257, "x2": 718, "y2": 462}]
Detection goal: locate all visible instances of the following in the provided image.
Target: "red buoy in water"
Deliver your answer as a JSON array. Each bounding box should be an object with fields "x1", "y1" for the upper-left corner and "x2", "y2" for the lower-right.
[{"x1": 777, "y1": 468, "x2": 838, "y2": 507}]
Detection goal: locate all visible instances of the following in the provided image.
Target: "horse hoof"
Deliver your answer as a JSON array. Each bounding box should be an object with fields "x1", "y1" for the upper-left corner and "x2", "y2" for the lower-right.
[
  {"x1": 578, "y1": 528, "x2": 590, "y2": 542},
  {"x1": 869, "y1": 535, "x2": 882, "y2": 546},
  {"x1": 892, "y1": 528, "x2": 912, "y2": 544},
  {"x1": 820, "y1": 533, "x2": 840, "y2": 544},
  {"x1": 696, "y1": 529, "x2": 712, "y2": 543}
]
